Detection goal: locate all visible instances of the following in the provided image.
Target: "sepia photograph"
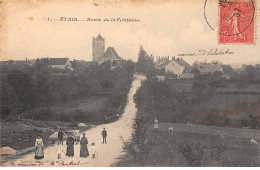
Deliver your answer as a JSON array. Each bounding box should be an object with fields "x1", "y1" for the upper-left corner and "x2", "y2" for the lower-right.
[{"x1": 0, "y1": 0, "x2": 259, "y2": 167}]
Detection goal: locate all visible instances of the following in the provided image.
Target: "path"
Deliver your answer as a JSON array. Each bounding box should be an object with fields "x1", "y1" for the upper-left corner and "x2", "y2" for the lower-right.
[{"x1": 4, "y1": 74, "x2": 146, "y2": 167}]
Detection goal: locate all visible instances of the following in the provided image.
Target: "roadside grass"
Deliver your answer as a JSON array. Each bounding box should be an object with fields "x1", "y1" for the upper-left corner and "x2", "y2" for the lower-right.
[
  {"x1": 0, "y1": 119, "x2": 92, "y2": 151},
  {"x1": 116, "y1": 123, "x2": 260, "y2": 167}
]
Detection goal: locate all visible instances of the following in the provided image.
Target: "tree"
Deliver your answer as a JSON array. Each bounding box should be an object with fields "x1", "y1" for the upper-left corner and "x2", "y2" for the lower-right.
[
  {"x1": 136, "y1": 46, "x2": 156, "y2": 77},
  {"x1": 191, "y1": 67, "x2": 201, "y2": 79},
  {"x1": 0, "y1": 76, "x2": 19, "y2": 118}
]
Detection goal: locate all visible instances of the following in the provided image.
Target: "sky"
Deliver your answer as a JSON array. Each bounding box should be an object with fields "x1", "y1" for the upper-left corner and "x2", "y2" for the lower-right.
[{"x1": 0, "y1": 0, "x2": 260, "y2": 66}]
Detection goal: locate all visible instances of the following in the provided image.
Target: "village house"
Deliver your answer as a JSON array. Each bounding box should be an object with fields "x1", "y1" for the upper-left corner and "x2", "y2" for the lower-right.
[
  {"x1": 194, "y1": 63, "x2": 224, "y2": 75},
  {"x1": 155, "y1": 56, "x2": 170, "y2": 70},
  {"x1": 164, "y1": 57, "x2": 194, "y2": 79},
  {"x1": 0, "y1": 58, "x2": 35, "y2": 67},
  {"x1": 70, "y1": 60, "x2": 92, "y2": 70},
  {"x1": 48, "y1": 58, "x2": 72, "y2": 70}
]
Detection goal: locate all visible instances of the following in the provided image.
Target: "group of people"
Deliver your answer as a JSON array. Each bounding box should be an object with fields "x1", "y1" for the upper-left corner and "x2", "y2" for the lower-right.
[
  {"x1": 34, "y1": 127, "x2": 108, "y2": 160},
  {"x1": 63, "y1": 132, "x2": 93, "y2": 158}
]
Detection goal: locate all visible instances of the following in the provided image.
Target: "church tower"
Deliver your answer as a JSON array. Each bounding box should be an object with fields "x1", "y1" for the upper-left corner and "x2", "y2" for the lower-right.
[{"x1": 92, "y1": 34, "x2": 105, "y2": 62}]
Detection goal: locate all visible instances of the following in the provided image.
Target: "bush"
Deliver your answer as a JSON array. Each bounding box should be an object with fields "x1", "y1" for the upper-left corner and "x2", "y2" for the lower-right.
[
  {"x1": 227, "y1": 112, "x2": 252, "y2": 128},
  {"x1": 178, "y1": 143, "x2": 204, "y2": 166},
  {"x1": 121, "y1": 118, "x2": 156, "y2": 165}
]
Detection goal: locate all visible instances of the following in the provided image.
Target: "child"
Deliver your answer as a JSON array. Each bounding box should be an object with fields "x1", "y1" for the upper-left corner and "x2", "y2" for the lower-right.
[
  {"x1": 74, "y1": 130, "x2": 80, "y2": 144},
  {"x1": 154, "y1": 118, "x2": 159, "y2": 131},
  {"x1": 90, "y1": 143, "x2": 97, "y2": 159},
  {"x1": 56, "y1": 141, "x2": 63, "y2": 159}
]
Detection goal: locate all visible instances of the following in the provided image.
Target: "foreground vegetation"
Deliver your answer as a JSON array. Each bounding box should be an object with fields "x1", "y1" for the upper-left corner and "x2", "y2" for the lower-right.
[
  {"x1": 133, "y1": 46, "x2": 260, "y2": 129},
  {"x1": 116, "y1": 46, "x2": 260, "y2": 166},
  {"x1": 0, "y1": 59, "x2": 135, "y2": 150},
  {"x1": 116, "y1": 119, "x2": 259, "y2": 166},
  {"x1": 0, "y1": 59, "x2": 134, "y2": 122}
]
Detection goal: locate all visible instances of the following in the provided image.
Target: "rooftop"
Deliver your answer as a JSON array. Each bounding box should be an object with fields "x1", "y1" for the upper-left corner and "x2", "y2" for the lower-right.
[
  {"x1": 103, "y1": 47, "x2": 119, "y2": 59},
  {"x1": 96, "y1": 33, "x2": 104, "y2": 40},
  {"x1": 195, "y1": 64, "x2": 223, "y2": 73},
  {"x1": 49, "y1": 58, "x2": 70, "y2": 65}
]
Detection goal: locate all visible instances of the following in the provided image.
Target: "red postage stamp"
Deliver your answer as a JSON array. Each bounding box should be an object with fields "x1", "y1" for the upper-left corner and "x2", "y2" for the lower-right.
[{"x1": 219, "y1": 0, "x2": 255, "y2": 44}]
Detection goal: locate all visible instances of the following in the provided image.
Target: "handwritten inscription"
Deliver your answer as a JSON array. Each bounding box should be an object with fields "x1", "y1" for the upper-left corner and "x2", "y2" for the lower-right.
[
  {"x1": 193, "y1": 60, "x2": 221, "y2": 66},
  {"x1": 10, "y1": 161, "x2": 86, "y2": 167},
  {"x1": 177, "y1": 49, "x2": 234, "y2": 57}
]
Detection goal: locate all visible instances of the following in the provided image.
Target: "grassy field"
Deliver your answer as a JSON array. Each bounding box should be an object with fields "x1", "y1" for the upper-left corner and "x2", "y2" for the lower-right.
[
  {"x1": 116, "y1": 123, "x2": 260, "y2": 167},
  {"x1": 0, "y1": 96, "x2": 108, "y2": 152},
  {"x1": 51, "y1": 96, "x2": 107, "y2": 113},
  {"x1": 166, "y1": 80, "x2": 260, "y2": 93},
  {"x1": 193, "y1": 93, "x2": 260, "y2": 111},
  {"x1": 49, "y1": 95, "x2": 109, "y2": 123},
  {"x1": 217, "y1": 84, "x2": 260, "y2": 93}
]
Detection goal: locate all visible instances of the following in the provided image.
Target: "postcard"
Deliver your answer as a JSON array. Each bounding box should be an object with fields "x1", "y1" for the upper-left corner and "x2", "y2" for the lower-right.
[{"x1": 0, "y1": 0, "x2": 259, "y2": 167}]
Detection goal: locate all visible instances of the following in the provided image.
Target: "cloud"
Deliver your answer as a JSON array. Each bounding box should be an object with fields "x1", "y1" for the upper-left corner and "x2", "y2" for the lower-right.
[
  {"x1": 103, "y1": 24, "x2": 174, "y2": 61},
  {"x1": 179, "y1": 20, "x2": 215, "y2": 44}
]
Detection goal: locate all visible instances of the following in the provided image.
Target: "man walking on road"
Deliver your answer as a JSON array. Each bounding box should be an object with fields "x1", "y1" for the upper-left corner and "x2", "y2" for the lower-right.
[
  {"x1": 101, "y1": 128, "x2": 107, "y2": 144},
  {"x1": 58, "y1": 128, "x2": 66, "y2": 145}
]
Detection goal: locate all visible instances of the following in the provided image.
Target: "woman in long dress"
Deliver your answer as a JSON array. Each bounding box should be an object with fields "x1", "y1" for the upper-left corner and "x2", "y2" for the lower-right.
[
  {"x1": 154, "y1": 118, "x2": 159, "y2": 131},
  {"x1": 35, "y1": 136, "x2": 44, "y2": 159},
  {"x1": 66, "y1": 134, "x2": 75, "y2": 157},
  {"x1": 80, "y1": 133, "x2": 89, "y2": 157}
]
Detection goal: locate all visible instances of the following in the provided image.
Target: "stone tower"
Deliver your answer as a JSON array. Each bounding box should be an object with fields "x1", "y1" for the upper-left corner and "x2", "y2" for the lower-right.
[{"x1": 92, "y1": 33, "x2": 105, "y2": 62}]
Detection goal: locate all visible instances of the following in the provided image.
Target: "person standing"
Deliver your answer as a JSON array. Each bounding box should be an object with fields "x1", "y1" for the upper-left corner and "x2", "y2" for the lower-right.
[
  {"x1": 66, "y1": 134, "x2": 75, "y2": 157},
  {"x1": 90, "y1": 143, "x2": 97, "y2": 159},
  {"x1": 56, "y1": 141, "x2": 63, "y2": 159},
  {"x1": 74, "y1": 130, "x2": 80, "y2": 145},
  {"x1": 35, "y1": 136, "x2": 44, "y2": 160},
  {"x1": 154, "y1": 118, "x2": 159, "y2": 131},
  {"x1": 58, "y1": 128, "x2": 65, "y2": 145},
  {"x1": 101, "y1": 128, "x2": 107, "y2": 144},
  {"x1": 80, "y1": 133, "x2": 89, "y2": 157}
]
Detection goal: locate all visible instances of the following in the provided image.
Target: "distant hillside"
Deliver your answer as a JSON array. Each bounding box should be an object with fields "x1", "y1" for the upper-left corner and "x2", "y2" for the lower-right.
[{"x1": 229, "y1": 61, "x2": 260, "y2": 69}]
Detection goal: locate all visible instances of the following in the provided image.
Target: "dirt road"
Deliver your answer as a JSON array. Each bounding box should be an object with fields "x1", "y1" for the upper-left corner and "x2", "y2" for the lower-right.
[{"x1": 5, "y1": 74, "x2": 146, "y2": 167}]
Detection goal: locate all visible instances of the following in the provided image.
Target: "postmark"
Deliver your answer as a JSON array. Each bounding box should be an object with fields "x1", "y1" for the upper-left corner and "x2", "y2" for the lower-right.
[{"x1": 219, "y1": 0, "x2": 255, "y2": 44}]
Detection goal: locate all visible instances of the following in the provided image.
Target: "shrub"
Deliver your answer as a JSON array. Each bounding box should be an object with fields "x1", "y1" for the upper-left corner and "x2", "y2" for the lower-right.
[
  {"x1": 227, "y1": 112, "x2": 252, "y2": 128},
  {"x1": 121, "y1": 118, "x2": 156, "y2": 165},
  {"x1": 178, "y1": 143, "x2": 204, "y2": 166}
]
